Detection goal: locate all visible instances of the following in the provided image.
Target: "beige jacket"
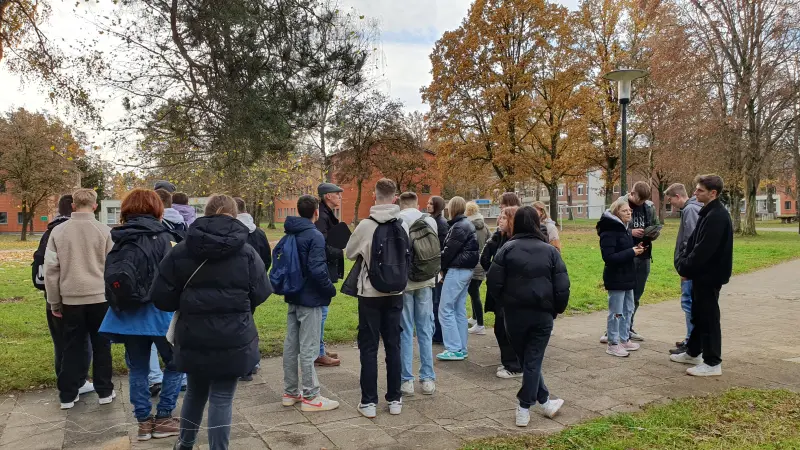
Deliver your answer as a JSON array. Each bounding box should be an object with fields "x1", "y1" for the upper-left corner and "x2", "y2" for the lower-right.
[
  {"x1": 345, "y1": 204, "x2": 403, "y2": 298},
  {"x1": 44, "y1": 212, "x2": 113, "y2": 311}
]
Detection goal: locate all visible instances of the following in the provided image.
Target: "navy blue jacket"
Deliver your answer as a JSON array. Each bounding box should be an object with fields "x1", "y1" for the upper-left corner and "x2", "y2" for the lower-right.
[
  {"x1": 284, "y1": 216, "x2": 337, "y2": 307},
  {"x1": 597, "y1": 212, "x2": 636, "y2": 291},
  {"x1": 441, "y1": 215, "x2": 479, "y2": 270},
  {"x1": 151, "y1": 215, "x2": 272, "y2": 379}
]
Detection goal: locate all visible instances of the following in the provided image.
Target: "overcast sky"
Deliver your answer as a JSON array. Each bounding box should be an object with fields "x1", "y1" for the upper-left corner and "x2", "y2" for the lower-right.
[{"x1": 0, "y1": 0, "x2": 578, "y2": 159}]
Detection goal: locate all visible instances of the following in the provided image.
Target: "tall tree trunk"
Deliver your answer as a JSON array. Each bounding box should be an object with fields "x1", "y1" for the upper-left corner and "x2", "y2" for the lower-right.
[
  {"x1": 535, "y1": 182, "x2": 541, "y2": 201},
  {"x1": 353, "y1": 178, "x2": 364, "y2": 224},
  {"x1": 20, "y1": 203, "x2": 29, "y2": 241},
  {"x1": 548, "y1": 184, "x2": 559, "y2": 225},
  {"x1": 566, "y1": 181, "x2": 574, "y2": 221},
  {"x1": 766, "y1": 185, "x2": 775, "y2": 215},
  {"x1": 742, "y1": 172, "x2": 759, "y2": 236},
  {"x1": 604, "y1": 174, "x2": 615, "y2": 208},
  {"x1": 267, "y1": 196, "x2": 276, "y2": 230},
  {"x1": 730, "y1": 192, "x2": 743, "y2": 233},
  {"x1": 657, "y1": 182, "x2": 667, "y2": 223}
]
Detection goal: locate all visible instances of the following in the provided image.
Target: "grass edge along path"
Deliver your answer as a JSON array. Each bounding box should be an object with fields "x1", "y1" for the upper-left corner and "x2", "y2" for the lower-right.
[{"x1": 462, "y1": 388, "x2": 800, "y2": 450}]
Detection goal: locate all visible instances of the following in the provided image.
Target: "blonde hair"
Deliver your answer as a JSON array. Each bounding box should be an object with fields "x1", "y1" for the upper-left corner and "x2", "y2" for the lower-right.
[
  {"x1": 72, "y1": 188, "x2": 98, "y2": 209},
  {"x1": 465, "y1": 201, "x2": 480, "y2": 217},
  {"x1": 532, "y1": 201, "x2": 549, "y2": 220},
  {"x1": 204, "y1": 194, "x2": 238, "y2": 216},
  {"x1": 609, "y1": 197, "x2": 629, "y2": 219},
  {"x1": 448, "y1": 196, "x2": 467, "y2": 218}
]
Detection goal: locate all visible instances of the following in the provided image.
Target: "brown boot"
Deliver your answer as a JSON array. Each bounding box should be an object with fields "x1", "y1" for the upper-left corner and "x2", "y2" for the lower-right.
[
  {"x1": 326, "y1": 350, "x2": 339, "y2": 359},
  {"x1": 314, "y1": 355, "x2": 341, "y2": 367},
  {"x1": 137, "y1": 417, "x2": 154, "y2": 441},
  {"x1": 152, "y1": 416, "x2": 180, "y2": 439}
]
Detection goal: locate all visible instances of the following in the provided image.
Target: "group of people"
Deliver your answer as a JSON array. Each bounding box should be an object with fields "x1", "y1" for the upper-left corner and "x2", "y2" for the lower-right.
[
  {"x1": 597, "y1": 176, "x2": 733, "y2": 378},
  {"x1": 34, "y1": 172, "x2": 733, "y2": 449}
]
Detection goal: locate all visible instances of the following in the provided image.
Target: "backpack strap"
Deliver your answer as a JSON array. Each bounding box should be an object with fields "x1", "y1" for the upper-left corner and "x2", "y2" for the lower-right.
[{"x1": 184, "y1": 259, "x2": 208, "y2": 290}]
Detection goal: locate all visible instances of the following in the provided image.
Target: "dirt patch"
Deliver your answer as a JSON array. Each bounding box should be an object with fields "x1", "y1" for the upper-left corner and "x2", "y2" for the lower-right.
[{"x1": 0, "y1": 297, "x2": 23, "y2": 304}]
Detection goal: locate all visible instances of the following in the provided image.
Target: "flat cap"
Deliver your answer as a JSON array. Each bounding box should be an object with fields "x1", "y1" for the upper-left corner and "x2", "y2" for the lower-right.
[
  {"x1": 154, "y1": 180, "x2": 176, "y2": 193},
  {"x1": 318, "y1": 182, "x2": 343, "y2": 196}
]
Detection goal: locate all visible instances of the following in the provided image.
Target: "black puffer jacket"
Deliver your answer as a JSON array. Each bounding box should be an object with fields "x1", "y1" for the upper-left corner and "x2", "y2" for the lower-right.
[
  {"x1": 677, "y1": 199, "x2": 733, "y2": 286},
  {"x1": 433, "y1": 213, "x2": 449, "y2": 249},
  {"x1": 480, "y1": 230, "x2": 508, "y2": 313},
  {"x1": 151, "y1": 215, "x2": 272, "y2": 379},
  {"x1": 596, "y1": 212, "x2": 636, "y2": 291},
  {"x1": 441, "y1": 215, "x2": 479, "y2": 270},
  {"x1": 315, "y1": 201, "x2": 344, "y2": 283},
  {"x1": 486, "y1": 233, "x2": 570, "y2": 316}
]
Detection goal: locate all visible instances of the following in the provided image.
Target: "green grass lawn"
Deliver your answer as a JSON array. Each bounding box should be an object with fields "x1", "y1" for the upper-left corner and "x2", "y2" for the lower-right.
[
  {"x1": 463, "y1": 388, "x2": 800, "y2": 449},
  {"x1": 1, "y1": 223, "x2": 799, "y2": 392}
]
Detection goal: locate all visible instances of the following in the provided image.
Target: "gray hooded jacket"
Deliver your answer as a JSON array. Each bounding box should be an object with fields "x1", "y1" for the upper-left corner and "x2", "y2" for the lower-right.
[{"x1": 675, "y1": 197, "x2": 703, "y2": 266}]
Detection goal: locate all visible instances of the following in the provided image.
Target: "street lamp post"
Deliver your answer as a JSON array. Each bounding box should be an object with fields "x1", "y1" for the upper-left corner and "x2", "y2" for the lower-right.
[{"x1": 602, "y1": 69, "x2": 647, "y2": 195}]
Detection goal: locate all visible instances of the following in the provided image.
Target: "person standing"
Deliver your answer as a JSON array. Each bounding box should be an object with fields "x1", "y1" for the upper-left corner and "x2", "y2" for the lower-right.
[
  {"x1": 671, "y1": 175, "x2": 733, "y2": 377},
  {"x1": 155, "y1": 189, "x2": 188, "y2": 240},
  {"x1": 171, "y1": 192, "x2": 197, "y2": 227},
  {"x1": 151, "y1": 194, "x2": 272, "y2": 450},
  {"x1": 398, "y1": 192, "x2": 440, "y2": 397},
  {"x1": 601, "y1": 182, "x2": 658, "y2": 343},
  {"x1": 33, "y1": 195, "x2": 94, "y2": 395},
  {"x1": 532, "y1": 201, "x2": 562, "y2": 252},
  {"x1": 664, "y1": 184, "x2": 703, "y2": 354},
  {"x1": 486, "y1": 207, "x2": 569, "y2": 426},
  {"x1": 100, "y1": 189, "x2": 182, "y2": 441},
  {"x1": 436, "y1": 196, "x2": 479, "y2": 362},
  {"x1": 314, "y1": 183, "x2": 344, "y2": 366},
  {"x1": 279, "y1": 195, "x2": 340, "y2": 412},
  {"x1": 427, "y1": 196, "x2": 449, "y2": 345},
  {"x1": 465, "y1": 201, "x2": 490, "y2": 335},
  {"x1": 45, "y1": 188, "x2": 115, "y2": 409},
  {"x1": 481, "y1": 193, "x2": 523, "y2": 378},
  {"x1": 345, "y1": 178, "x2": 408, "y2": 418},
  {"x1": 597, "y1": 198, "x2": 645, "y2": 357}
]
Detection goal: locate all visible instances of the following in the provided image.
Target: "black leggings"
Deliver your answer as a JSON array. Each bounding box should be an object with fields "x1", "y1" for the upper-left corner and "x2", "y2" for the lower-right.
[{"x1": 468, "y1": 279, "x2": 484, "y2": 326}]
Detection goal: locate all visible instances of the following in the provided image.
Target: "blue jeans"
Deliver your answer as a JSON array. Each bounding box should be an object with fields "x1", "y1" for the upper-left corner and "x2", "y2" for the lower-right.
[
  {"x1": 125, "y1": 336, "x2": 182, "y2": 421},
  {"x1": 179, "y1": 376, "x2": 238, "y2": 450},
  {"x1": 401, "y1": 287, "x2": 436, "y2": 382},
  {"x1": 148, "y1": 345, "x2": 187, "y2": 387},
  {"x1": 439, "y1": 268, "x2": 472, "y2": 353},
  {"x1": 681, "y1": 280, "x2": 694, "y2": 341},
  {"x1": 319, "y1": 305, "x2": 329, "y2": 357},
  {"x1": 607, "y1": 290, "x2": 634, "y2": 345}
]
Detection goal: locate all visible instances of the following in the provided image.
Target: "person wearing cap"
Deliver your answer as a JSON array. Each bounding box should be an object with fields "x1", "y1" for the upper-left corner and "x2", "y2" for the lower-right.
[
  {"x1": 153, "y1": 180, "x2": 176, "y2": 193},
  {"x1": 314, "y1": 182, "x2": 345, "y2": 366}
]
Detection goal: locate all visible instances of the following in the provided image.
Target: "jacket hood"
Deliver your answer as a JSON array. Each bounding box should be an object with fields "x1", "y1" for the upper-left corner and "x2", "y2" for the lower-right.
[
  {"x1": 399, "y1": 208, "x2": 423, "y2": 222},
  {"x1": 596, "y1": 211, "x2": 627, "y2": 235},
  {"x1": 185, "y1": 215, "x2": 249, "y2": 260},
  {"x1": 47, "y1": 216, "x2": 70, "y2": 231},
  {"x1": 236, "y1": 213, "x2": 258, "y2": 233},
  {"x1": 111, "y1": 215, "x2": 167, "y2": 244},
  {"x1": 368, "y1": 204, "x2": 401, "y2": 223},
  {"x1": 163, "y1": 208, "x2": 185, "y2": 225},
  {"x1": 172, "y1": 204, "x2": 196, "y2": 223},
  {"x1": 448, "y1": 214, "x2": 467, "y2": 226},
  {"x1": 685, "y1": 197, "x2": 703, "y2": 210},
  {"x1": 467, "y1": 214, "x2": 486, "y2": 230},
  {"x1": 284, "y1": 216, "x2": 317, "y2": 234}
]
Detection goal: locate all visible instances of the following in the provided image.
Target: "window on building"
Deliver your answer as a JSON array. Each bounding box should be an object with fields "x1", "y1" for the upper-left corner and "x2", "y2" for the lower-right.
[
  {"x1": 422, "y1": 184, "x2": 431, "y2": 194},
  {"x1": 0, "y1": 181, "x2": 5, "y2": 193},
  {"x1": 665, "y1": 203, "x2": 673, "y2": 213},
  {"x1": 557, "y1": 186, "x2": 564, "y2": 197},
  {"x1": 577, "y1": 206, "x2": 583, "y2": 214},
  {"x1": 786, "y1": 186, "x2": 792, "y2": 195},
  {"x1": 334, "y1": 208, "x2": 340, "y2": 219},
  {"x1": 786, "y1": 201, "x2": 792, "y2": 211},
  {"x1": 0, "y1": 212, "x2": 7, "y2": 224},
  {"x1": 542, "y1": 188, "x2": 547, "y2": 197},
  {"x1": 613, "y1": 185, "x2": 620, "y2": 193},
  {"x1": 17, "y1": 212, "x2": 24, "y2": 224},
  {"x1": 577, "y1": 185, "x2": 584, "y2": 196},
  {"x1": 106, "y1": 207, "x2": 121, "y2": 225}
]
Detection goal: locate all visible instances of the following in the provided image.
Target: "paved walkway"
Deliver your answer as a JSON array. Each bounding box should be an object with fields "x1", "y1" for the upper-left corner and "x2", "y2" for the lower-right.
[{"x1": 2, "y1": 260, "x2": 800, "y2": 450}]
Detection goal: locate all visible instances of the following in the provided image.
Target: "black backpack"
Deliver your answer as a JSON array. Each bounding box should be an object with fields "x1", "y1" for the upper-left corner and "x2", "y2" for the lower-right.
[
  {"x1": 367, "y1": 217, "x2": 410, "y2": 294},
  {"x1": 163, "y1": 219, "x2": 187, "y2": 241},
  {"x1": 31, "y1": 228, "x2": 55, "y2": 291},
  {"x1": 105, "y1": 239, "x2": 162, "y2": 312}
]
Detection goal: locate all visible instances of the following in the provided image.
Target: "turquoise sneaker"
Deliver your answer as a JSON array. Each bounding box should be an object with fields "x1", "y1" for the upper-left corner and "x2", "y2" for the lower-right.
[
  {"x1": 460, "y1": 351, "x2": 469, "y2": 359},
  {"x1": 437, "y1": 351, "x2": 465, "y2": 361}
]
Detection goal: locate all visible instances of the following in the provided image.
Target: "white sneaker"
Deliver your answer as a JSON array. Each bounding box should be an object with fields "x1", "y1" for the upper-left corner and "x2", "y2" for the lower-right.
[
  {"x1": 535, "y1": 398, "x2": 564, "y2": 419},
  {"x1": 496, "y1": 369, "x2": 523, "y2": 379},
  {"x1": 400, "y1": 380, "x2": 415, "y2": 396},
  {"x1": 515, "y1": 406, "x2": 530, "y2": 427},
  {"x1": 497, "y1": 365, "x2": 505, "y2": 372},
  {"x1": 629, "y1": 331, "x2": 645, "y2": 341},
  {"x1": 670, "y1": 352, "x2": 703, "y2": 365},
  {"x1": 687, "y1": 363, "x2": 722, "y2": 377},
  {"x1": 389, "y1": 400, "x2": 402, "y2": 415},
  {"x1": 78, "y1": 381, "x2": 95, "y2": 395},
  {"x1": 98, "y1": 390, "x2": 116, "y2": 405},
  {"x1": 421, "y1": 380, "x2": 436, "y2": 395},
  {"x1": 60, "y1": 395, "x2": 79, "y2": 410},
  {"x1": 300, "y1": 395, "x2": 340, "y2": 412},
  {"x1": 599, "y1": 333, "x2": 609, "y2": 344},
  {"x1": 468, "y1": 318, "x2": 477, "y2": 326},
  {"x1": 606, "y1": 344, "x2": 629, "y2": 357},
  {"x1": 358, "y1": 403, "x2": 377, "y2": 418},
  {"x1": 468, "y1": 325, "x2": 486, "y2": 335}
]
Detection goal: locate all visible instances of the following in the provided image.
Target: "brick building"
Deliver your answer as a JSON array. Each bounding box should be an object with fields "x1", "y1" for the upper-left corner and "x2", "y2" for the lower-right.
[
  {"x1": 273, "y1": 150, "x2": 442, "y2": 224},
  {"x1": 0, "y1": 182, "x2": 58, "y2": 234}
]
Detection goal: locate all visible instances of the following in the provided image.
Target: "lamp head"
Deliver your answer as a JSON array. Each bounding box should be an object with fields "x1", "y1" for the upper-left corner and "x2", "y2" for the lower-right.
[{"x1": 603, "y1": 69, "x2": 648, "y2": 103}]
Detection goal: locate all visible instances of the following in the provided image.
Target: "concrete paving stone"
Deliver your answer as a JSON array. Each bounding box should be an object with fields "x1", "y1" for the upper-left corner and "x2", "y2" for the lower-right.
[
  {"x1": 233, "y1": 383, "x2": 283, "y2": 410},
  {"x1": 130, "y1": 436, "x2": 179, "y2": 450},
  {"x1": 5, "y1": 400, "x2": 67, "y2": 429},
  {"x1": 599, "y1": 404, "x2": 643, "y2": 416},
  {"x1": 432, "y1": 410, "x2": 491, "y2": 427},
  {"x1": 550, "y1": 403, "x2": 600, "y2": 427},
  {"x1": 238, "y1": 401, "x2": 287, "y2": 418},
  {"x1": 568, "y1": 394, "x2": 626, "y2": 413},
  {"x1": 405, "y1": 395, "x2": 472, "y2": 421},
  {"x1": 452, "y1": 367, "x2": 521, "y2": 392},
  {"x1": 444, "y1": 389, "x2": 515, "y2": 415},
  {"x1": 604, "y1": 387, "x2": 663, "y2": 407},
  {"x1": 196, "y1": 436, "x2": 269, "y2": 449},
  {"x1": 0, "y1": 424, "x2": 65, "y2": 450},
  {"x1": 369, "y1": 407, "x2": 432, "y2": 437},
  {"x1": 425, "y1": 372, "x2": 480, "y2": 395},
  {"x1": 318, "y1": 369, "x2": 365, "y2": 393},
  {"x1": 442, "y1": 417, "x2": 508, "y2": 440},
  {"x1": 392, "y1": 428, "x2": 465, "y2": 450},
  {"x1": 243, "y1": 408, "x2": 309, "y2": 434},
  {"x1": 258, "y1": 422, "x2": 331, "y2": 450},
  {"x1": 486, "y1": 409, "x2": 565, "y2": 434},
  {"x1": 319, "y1": 416, "x2": 397, "y2": 449}
]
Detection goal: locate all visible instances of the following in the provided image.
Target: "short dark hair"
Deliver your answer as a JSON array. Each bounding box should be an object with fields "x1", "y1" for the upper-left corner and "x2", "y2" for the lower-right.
[
  {"x1": 297, "y1": 195, "x2": 319, "y2": 219},
  {"x1": 155, "y1": 188, "x2": 172, "y2": 208},
  {"x1": 234, "y1": 197, "x2": 247, "y2": 213},
  {"x1": 172, "y1": 192, "x2": 189, "y2": 205},
  {"x1": 695, "y1": 174, "x2": 724, "y2": 195},
  {"x1": 375, "y1": 178, "x2": 397, "y2": 202},
  {"x1": 632, "y1": 181, "x2": 651, "y2": 201},
  {"x1": 500, "y1": 192, "x2": 521, "y2": 208},
  {"x1": 513, "y1": 206, "x2": 547, "y2": 242},
  {"x1": 57, "y1": 195, "x2": 73, "y2": 217}
]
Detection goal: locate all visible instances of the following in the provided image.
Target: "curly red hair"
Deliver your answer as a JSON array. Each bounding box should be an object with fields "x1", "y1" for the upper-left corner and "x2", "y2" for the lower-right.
[{"x1": 121, "y1": 189, "x2": 164, "y2": 223}]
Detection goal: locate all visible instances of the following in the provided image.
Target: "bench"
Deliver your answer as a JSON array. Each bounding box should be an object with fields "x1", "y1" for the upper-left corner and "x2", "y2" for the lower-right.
[{"x1": 777, "y1": 215, "x2": 797, "y2": 224}]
